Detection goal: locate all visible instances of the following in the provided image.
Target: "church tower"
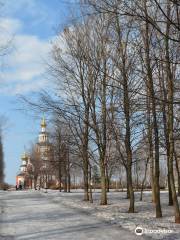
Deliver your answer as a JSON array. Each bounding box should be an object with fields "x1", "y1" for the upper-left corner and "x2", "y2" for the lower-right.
[
  {"x1": 20, "y1": 152, "x2": 28, "y2": 172},
  {"x1": 37, "y1": 116, "x2": 54, "y2": 188},
  {"x1": 37, "y1": 116, "x2": 52, "y2": 163},
  {"x1": 16, "y1": 152, "x2": 29, "y2": 188},
  {"x1": 38, "y1": 116, "x2": 48, "y2": 144}
]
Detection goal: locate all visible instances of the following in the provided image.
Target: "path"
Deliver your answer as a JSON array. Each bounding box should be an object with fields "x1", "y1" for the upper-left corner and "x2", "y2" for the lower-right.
[{"x1": 0, "y1": 191, "x2": 146, "y2": 240}]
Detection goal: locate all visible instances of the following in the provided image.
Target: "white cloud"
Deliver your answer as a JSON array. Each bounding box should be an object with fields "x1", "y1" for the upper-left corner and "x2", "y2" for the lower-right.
[
  {"x1": 0, "y1": 17, "x2": 22, "y2": 34},
  {"x1": 4, "y1": 0, "x2": 55, "y2": 28},
  {"x1": 10, "y1": 35, "x2": 50, "y2": 65},
  {"x1": 0, "y1": 17, "x2": 53, "y2": 95},
  {"x1": 0, "y1": 17, "x2": 21, "y2": 50},
  {"x1": 3, "y1": 78, "x2": 49, "y2": 95}
]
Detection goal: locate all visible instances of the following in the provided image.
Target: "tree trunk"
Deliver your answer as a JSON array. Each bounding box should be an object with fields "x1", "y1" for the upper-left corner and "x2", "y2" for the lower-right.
[
  {"x1": 100, "y1": 153, "x2": 107, "y2": 205},
  {"x1": 63, "y1": 162, "x2": 67, "y2": 192},
  {"x1": 123, "y1": 72, "x2": 134, "y2": 213},
  {"x1": 166, "y1": 2, "x2": 180, "y2": 223},
  {"x1": 146, "y1": 94, "x2": 156, "y2": 203},
  {"x1": 126, "y1": 173, "x2": 130, "y2": 199},
  {"x1": 82, "y1": 107, "x2": 90, "y2": 201},
  {"x1": 89, "y1": 166, "x2": 93, "y2": 203},
  {"x1": 34, "y1": 176, "x2": 37, "y2": 190},
  {"x1": 82, "y1": 137, "x2": 89, "y2": 201},
  {"x1": 67, "y1": 173, "x2": 71, "y2": 193},
  {"x1": 174, "y1": 151, "x2": 180, "y2": 196},
  {"x1": 143, "y1": 1, "x2": 162, "y2": 217},
  {"x1": 83, "y1": 166, "x2": 89, "y2": 201},
  {"x1": 64, "y1": 177, "x2": 67, "y2": 192},
  {"x1": 159, "y1": 67, "x2": 173, "y2": 206},
  {"x1": 140, "y1": 158, "x2": 149, "y2": 201},
  {"x1": 100, "y1": 60, "x2": 108, "y2": 205},
  {"x1": 58, "y1": 158, "x2": 62, "y2": 192},
  {"x1": 106, "y1": 166, "x2": 110, "y2": 192},
  {"x1": 67, "y1": 149, "x2": 71, "y2": 193}
]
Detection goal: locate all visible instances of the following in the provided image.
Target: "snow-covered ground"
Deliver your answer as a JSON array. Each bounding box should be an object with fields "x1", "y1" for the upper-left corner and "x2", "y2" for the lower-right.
[
  {"x1": 40, "y1": 189, "x2": 180, "y2": 240},
  {"x1": 0, "y1": 190, "x2": 147, "y2": 240}
]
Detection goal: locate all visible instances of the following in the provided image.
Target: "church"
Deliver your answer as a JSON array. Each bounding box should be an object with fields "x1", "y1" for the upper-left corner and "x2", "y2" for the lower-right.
[
  {"x1": 16, "y1": 152, "x2": 32, "y2": 189},
  {"x1": 16, "y1": 117, "x2": 55, "y2": 189}
]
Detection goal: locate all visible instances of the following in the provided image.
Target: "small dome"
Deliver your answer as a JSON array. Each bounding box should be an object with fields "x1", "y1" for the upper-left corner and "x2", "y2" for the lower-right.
[
  {"x1": 41, "y1": 116, "x2": 47, "y2": 128},
  {"x1": 21, "y1": 152, "x2": 28, "y2": 161}
]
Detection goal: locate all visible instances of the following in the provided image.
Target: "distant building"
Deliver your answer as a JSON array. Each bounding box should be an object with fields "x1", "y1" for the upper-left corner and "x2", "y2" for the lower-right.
[
  {"x1": 16, "y1": 117, "x2": 55, "y2": 189},
  {"x1": 16, "y1": 152, "x2": 33, "y2": 188},
  {"x1": 36, "y1": 117, "x2": 55, "y2": 188}
]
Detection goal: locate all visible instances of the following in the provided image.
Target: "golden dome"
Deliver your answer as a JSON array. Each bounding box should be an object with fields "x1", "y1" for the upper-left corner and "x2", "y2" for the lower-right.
[
  {"x1": 21, "y1": 152, "x2": 28, "y2": 161},
  {"x1": 41, "y1": 116, "x2": 47, "y2": 128}
]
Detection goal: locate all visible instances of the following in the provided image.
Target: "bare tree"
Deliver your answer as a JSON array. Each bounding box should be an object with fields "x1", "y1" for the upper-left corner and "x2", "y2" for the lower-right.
[{"x1": 28, "y1": 143, "x2": 42, "y2": 190}]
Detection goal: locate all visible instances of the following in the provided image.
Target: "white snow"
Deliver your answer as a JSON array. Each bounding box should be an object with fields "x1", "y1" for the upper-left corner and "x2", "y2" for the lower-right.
[
  {"x1": 40, "y1": 189, "x2": 180, "y2": 240},
  {"x1": 0, "y1": 190, "x2": 146, "y2": 240}
]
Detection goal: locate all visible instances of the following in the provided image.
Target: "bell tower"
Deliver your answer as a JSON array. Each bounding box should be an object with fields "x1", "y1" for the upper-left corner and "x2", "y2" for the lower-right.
[
  {"x1": 16, "y1": 152, "x2": 29, "y2": 188},
  {"x1": 39, "y1": 117, "x2": 48, "y2": 143},
  {"x1": 41, "y1": 116, "x2": 46, "y2": 132},
  {"x1": 20, "y1": 152, "x2": 28, "y2": 172}
]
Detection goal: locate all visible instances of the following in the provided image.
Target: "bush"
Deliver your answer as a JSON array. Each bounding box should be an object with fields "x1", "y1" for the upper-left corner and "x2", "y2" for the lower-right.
[{"x1": 0, "y1": 182, "x2": 10, "y2": 190}]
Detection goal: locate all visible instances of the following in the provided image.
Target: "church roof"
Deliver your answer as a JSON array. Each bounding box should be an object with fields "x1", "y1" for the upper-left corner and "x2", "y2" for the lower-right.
[
  {"x1": 17, "y1": 172, "x2": 26, "y2": 177},
  {"x1": 20, "y1": 164, "x2": 27, "y2": 167}
]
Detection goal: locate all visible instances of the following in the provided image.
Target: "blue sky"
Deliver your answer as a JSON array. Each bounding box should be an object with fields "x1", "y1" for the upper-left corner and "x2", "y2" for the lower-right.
[{"x1": 0, "y1": 0, "x2": 77, "y2": 184}]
